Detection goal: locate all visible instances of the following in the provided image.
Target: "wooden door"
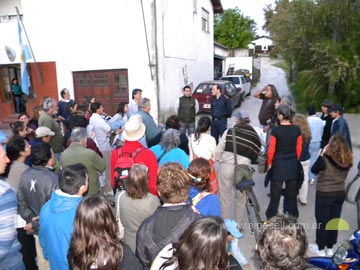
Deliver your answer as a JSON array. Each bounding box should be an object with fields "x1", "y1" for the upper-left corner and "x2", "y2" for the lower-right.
[{"x1": 73, "y1": 69, "x2": 129, "y2": 116}]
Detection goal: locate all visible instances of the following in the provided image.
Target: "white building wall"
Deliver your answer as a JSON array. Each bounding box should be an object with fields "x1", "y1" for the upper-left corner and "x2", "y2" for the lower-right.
[
  {"x1": 1, "y1": 0, "x2": 215, "y2": 121},
  {"x1": 214, "y1": 45, "x2": 228, "y2": 59},
  {"x1": 155, "y1": 0, "x2": 214, "y2": 118}
]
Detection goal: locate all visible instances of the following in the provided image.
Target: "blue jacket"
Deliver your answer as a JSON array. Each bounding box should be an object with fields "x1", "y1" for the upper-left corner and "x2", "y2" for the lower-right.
[
  {"x1": 39, "y1": 190, "x2": 83, "y2": 270},
  {"x1": 188, "y1": 186, "x2": 221, "y2": 216},
  {"x1": 211, "y1": 94, "x2": 232, "y2": 119},
  {"x1": 137, "y1": 110, "x2": 162, "y2": 143},
  {"x1": 150, "y1": 145, "x2": 190, "y2": 169},
  {"x1": 331, "y1": 116, "x2": 352, "y2": 150}
]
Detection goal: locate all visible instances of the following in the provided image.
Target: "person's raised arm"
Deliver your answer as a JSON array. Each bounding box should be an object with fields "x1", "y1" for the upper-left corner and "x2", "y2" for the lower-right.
[{"x1": 253, "y1": 87, "x2": 265, "y2": 99}]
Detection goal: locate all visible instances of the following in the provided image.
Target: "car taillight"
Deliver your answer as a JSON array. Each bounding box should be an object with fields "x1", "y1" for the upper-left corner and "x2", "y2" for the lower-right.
[{"x1": 337, "y1": 264, "x2": 350, "y2": 270}]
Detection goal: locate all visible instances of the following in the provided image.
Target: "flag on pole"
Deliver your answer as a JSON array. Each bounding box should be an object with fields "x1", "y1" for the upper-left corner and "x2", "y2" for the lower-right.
[{"x1": 18, "y1": 20, "x2": 33, "y2": 95}]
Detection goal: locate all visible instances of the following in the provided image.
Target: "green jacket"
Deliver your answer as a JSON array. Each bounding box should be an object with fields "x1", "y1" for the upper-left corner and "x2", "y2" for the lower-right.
[
  {"x1": 61, "y1": 143, "x2": 106, "y2": 196},
  {"x1": 12, "y1": 84, "x2": 23, "y2": 95},
  {"x1": 38, "y1": 112, "x2": 64, "y2": 153}
]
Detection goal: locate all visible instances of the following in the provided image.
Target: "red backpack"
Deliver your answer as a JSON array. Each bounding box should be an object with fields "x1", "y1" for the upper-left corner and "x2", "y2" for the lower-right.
[{"x1": 111, "y1": 147, "x2": 146, "y2": 192}]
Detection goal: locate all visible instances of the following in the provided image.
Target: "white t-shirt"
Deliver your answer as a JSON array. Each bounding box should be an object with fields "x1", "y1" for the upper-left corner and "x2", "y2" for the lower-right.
[
  {"x1": 89, "y1": 113, "x2": 111, "y2": 152},
  {"x1": 188, "y1": 133, "x2": 216, "y2": 161}
]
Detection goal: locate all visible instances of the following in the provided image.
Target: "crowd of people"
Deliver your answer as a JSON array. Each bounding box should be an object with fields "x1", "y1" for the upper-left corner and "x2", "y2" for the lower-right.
[{"x1": 0, "y1": 83, "x2": 356, "y2": 270}]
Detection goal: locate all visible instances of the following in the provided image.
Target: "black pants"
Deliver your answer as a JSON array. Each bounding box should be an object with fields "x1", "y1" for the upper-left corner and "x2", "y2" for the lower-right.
[
  {"x1": 266, "y1": 180, "x2": 299, "y2": 219},
  {"x1": 17, "y1": 228, "x2": 38, "y2": 270},
  {"x1": 211, "y1": 119, "x2": 227, "y2": 144},
  {"x1": 315, "y1": 194, "x2": 344, "y2": 250}
]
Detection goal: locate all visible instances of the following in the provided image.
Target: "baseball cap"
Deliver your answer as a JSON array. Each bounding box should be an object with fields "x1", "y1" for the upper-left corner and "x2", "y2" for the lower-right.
[
  {"x1": 224, "y1": 219, "x2": 243, "y2": 239},
  {"x1": 235, "y1": 110, "x2": 250, "y2": 121},
  {"x1": 35, "y1": 127, "x2": 55, "y2": 138},
  {"x1": 329, "y1": 104, "x2": 344, "y2": 114}
]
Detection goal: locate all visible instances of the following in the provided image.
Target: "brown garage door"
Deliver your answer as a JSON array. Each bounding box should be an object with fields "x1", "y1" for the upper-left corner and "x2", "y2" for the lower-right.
[{"x1": 73, "y1": 69, "x2": 129, "y2": 116}]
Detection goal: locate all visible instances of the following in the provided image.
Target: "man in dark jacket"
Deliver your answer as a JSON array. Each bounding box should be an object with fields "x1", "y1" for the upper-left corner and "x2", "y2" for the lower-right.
[
  {"x1": 17, "y1": 142, "x2": 59, "y2": 270},
  {"x1": 329, "y1": 104, "x2": 352, "y2": 151},
  {"x1": 136, "y1": 162, "x2": 201, "y2": 268},
  {"x1": 174, "y1": 85, "x2": 199, "y2": 135},
  {"x1": 211, "y1": 84, "x2": 232, "y2": 144},
  {"x1": 320, "y1": 99, "x2": 333, "y2": 148}
]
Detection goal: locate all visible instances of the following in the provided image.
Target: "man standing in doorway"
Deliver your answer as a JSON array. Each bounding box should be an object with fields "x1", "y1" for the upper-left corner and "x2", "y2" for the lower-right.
[
  {"x1": 58, "y1": 88, "x2": 76, "y2": 129},
  {"x1": 128, "y1": 88, "x2": 143, "y2": 117},
  {"x1": 210, "y1": 85, "x2": 232, "y2": 144},
  {"x1": 174, "y1": 85, "x2": 199, "y2": 135}
]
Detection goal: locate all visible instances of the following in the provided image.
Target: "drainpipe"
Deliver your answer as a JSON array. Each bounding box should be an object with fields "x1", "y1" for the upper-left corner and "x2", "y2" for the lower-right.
[
  {"x1": 140, "y1": 0, "x2": 160, "y2": 122},
  {"x1": 153, "y1": 0, "x2": 160, "y2": 123}
]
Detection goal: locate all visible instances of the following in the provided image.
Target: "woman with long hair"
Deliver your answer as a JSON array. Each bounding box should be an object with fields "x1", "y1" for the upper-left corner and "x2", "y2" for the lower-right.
[
  {"x1": 18, "y1": 113, "x2": 36, "y2": 141},
  {"x1": 68, "y1": 195, "x2": 123, "y2": 270},
  {"x1": 187, "y1": 158, "x2": 221, "y2": 216},
  {"x1": 116, "y1": 164, "x2": 160, "y2": 253},
  {"x1": 29, "y1": 106, "x2": 43, "y2": 129},
  {"x1": 188, "y1": 116, "x2": 217, "y2": 193},
  {"x1": 292, "y1": 114, "x2": 312, "y2": 205},
  {"x1": 151, "y1": 216, "x2": 229, "y2": 270},
  {"x1": 309, "y1": 135, "x2": 353, "y2": 256},
  {"x1": 108, "y1": 102, "x2": 129, "y2": 131},
  {"x1": 253, "y1": 84, "x2": 279, "y2": 128},
  {"x1": 189, "y1": 116, "x2": 216, "y2": 161},
  {"x1": 83, "y1": 96, "x2": 95, "y2": 120},
  {"x1": 12, "y1": 78, "x2": 25, "y2": 113},
  {"x1": 68, "y1": 194, "x2": 143, "y2": 269},
  {"x1": 5, "y1": 137, "x2": 36, "y2": 269},
  {"x1": 266, "y1": 104, "x2": 302, "y2": 219}
]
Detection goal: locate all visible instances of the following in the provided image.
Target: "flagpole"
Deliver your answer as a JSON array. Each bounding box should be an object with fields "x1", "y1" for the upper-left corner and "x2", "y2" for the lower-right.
[{"x1": 15, "y1": 6, "x2": 43, "y2": 84}]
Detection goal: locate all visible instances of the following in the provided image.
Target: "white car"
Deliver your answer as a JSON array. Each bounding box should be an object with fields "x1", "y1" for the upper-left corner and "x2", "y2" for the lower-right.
[{"x1": 220, "y1": 75, "x2": 251, "y2": 97}]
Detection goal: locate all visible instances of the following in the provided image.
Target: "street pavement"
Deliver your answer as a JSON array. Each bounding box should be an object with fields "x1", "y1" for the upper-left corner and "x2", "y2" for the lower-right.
[{"x1": 199, "y1": 57, "x2": 359, "y2": 269}]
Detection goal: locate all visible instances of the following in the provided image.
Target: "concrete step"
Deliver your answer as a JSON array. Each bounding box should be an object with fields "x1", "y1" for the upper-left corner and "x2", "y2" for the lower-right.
[{"x1": 0, "y1": 113, "x2": 20, "y2": 131}]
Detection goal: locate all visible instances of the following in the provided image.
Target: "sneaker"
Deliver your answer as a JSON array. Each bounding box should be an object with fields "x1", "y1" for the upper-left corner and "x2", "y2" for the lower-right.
[
  {"x1": 309, "y1": 243, "x2": 326, "y2": 256},
  {"x1": 103, "y1": 190, "x2": 114, "y2": 196},
  {"x1": 326, "y1": 247, "x2": 334, "y2": 257},
  {"x1": 309, "y1": 179, "x2": 315, "y2": 185}
]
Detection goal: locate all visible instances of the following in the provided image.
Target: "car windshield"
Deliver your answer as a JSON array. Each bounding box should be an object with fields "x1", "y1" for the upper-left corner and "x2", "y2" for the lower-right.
[
  {"x1": 194, "y1": 84, "x2": 212, "y2": 94},
  {"x1": 222, "y1": 77, "x2": 240, "y2": 84}
]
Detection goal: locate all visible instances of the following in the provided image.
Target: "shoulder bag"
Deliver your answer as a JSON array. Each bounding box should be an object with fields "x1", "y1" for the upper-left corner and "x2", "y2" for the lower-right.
[
  {"x1": 232, "y1": 128, "x2": 254, "y2": 186},
  {"x1": 115, "y1": 190, "x2": 126, "y2": 240},
  {"x1": 257, "y1": 144, "x2": 268, "y2": 174}
]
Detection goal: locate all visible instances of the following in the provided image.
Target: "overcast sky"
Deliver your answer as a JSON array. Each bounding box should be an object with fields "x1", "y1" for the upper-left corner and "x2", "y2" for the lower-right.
[{"x1": 220, "y1": 0, "x2": 276, "y2": 36}]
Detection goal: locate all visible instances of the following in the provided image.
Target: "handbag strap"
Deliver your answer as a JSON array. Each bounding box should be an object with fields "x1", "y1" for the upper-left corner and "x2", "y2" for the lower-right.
[
  {"x1": 192, "y1": 191, "x2": 210, "y2": 207},
  {"x1": 231, "y1": 127, "x2": 238, "y2": 165},
  {"x1": 189, "y1": 135, "x2": 199, "y2": 159},
  {"x1": 157, "y1": 149, "x2": 167, "y2": 163},
  {"x1": 116, "y1": 190, "x2": 125, "y2": 220}
]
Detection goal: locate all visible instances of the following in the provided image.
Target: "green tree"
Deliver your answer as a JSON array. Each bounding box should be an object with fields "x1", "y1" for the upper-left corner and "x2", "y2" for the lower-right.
[
  {"x1": 264, "y1": 0, "x2": 360, "y2": 112},
  {"x1": 214, "y1": 8, "x2": 256, "y2": 50}
]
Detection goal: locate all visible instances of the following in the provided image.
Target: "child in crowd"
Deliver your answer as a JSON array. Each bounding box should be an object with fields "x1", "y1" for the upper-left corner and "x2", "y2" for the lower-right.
[{"x1": 225, "y1": 219, "x2": 252, "y2": 270}]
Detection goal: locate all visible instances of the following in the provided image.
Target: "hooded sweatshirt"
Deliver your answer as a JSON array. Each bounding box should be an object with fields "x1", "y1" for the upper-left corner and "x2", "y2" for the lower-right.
[
  {"x1": 39, "y1": 190, "x2": 83, "y2": 270},
  {"x1": 311, "y1": 155, "x2": 352, "y2": 197}
]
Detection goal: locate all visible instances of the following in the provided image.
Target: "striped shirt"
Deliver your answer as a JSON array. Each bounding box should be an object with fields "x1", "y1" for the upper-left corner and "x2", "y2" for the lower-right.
[{"x1": 0, "y1": 180, "x2": 24, "y2": 269}]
